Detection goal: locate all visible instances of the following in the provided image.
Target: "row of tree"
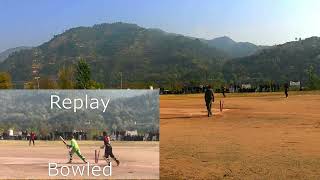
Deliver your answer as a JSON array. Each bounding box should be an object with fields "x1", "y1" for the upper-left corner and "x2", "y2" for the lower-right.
[
  {"x1": 0, "y1": 59, "x2": 104, "y2": 89},
  {"x1": 1, "y1": 59, "x2": 320, "y2": 90}
]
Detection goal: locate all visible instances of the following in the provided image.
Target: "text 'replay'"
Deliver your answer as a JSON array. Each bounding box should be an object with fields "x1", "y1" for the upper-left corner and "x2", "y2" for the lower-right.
[{"x1": 50, "y1": 94, "x2": 110, "y2": 112}]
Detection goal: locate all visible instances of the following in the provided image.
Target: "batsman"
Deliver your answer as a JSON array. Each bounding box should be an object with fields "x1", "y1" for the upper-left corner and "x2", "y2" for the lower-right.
[
  {"x1": 100, "y1": 131, "x2": 120, "y2": 166},
  {"x1": 64, "y1": 134, "x2": 87, "y2": 164}
]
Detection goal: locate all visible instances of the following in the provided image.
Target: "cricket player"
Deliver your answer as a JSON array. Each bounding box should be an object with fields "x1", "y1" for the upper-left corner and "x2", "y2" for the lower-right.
[
  {"x1": 205, "y1": 85, "x2": 215, "y2": 117},
  {"x1": 100, "y1": 131, "x2": 120, "y2": 166},
  {"x1": 29, "y1": 131, "x2": 36, "y2": 146},
  {"x1": 221, "y1": 85, "x2": 226, "y2": 98},
  {"x1": 284, "y1": 83, "x2": 289, "y2": 98},
  {"x1": 67, "y1": 134, "x2": 87, "y2": 163}
]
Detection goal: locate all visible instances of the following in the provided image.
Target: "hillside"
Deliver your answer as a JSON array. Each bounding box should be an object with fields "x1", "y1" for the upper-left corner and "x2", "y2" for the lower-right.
[
  {"x1": 0, "y1": 22, "x2": 227, "y2": 88},
  {"x1": 2, "y1": 23, "x2": 320, "y2": 87},
  {"x1": 0, "y1": 46, "x2": 31, "y2": 63},
  {"x1": 223, "y1": 37, "x2": 320, "y2": 83},
  {"x1": 207, "y1": 36, "x2": 264, "y2": 58}
]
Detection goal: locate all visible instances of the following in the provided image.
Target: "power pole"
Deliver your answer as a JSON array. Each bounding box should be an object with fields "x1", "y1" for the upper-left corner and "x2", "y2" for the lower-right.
[{"x1": 34, "y1": 77, "x2": 40, "y2": 89}]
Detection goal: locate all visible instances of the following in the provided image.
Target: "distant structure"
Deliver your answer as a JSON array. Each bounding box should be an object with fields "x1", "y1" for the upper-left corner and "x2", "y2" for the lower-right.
[
  {"x1": 290, "y1": 81, "x2": 301, "y2": 90},
  {"x1": 32, "y1": 50, "x2": 41, "y2": 76},
  {"x1": 125, "y1": 130, "x2": 138, "y2": 136},
  {"x1": 32, "y1": 49, "x2": 41, "y2": 89},
  {"x1": 241, "y1": 84, "x2": 252, "y2": 89},
  {"x1": 8, "y1": 129, "x2": 14, "y2": 136},
  {"x1": 289, "y1": 81, "x2": 300, "y2": 87}
]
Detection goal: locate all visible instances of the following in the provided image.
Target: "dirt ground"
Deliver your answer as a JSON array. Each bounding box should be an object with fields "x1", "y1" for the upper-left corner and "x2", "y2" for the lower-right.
[
  {"x1": 0, "y1": 141, "x2": 159, "y2": 179},
  {"x1": 160, "y1": 92, "x2": 320, "y2": 179}
]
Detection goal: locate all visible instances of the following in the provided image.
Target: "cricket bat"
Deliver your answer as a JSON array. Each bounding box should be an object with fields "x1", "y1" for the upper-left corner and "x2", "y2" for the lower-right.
[{"x1": 59, "y1": 136, "x2": 68, "y2": 147}]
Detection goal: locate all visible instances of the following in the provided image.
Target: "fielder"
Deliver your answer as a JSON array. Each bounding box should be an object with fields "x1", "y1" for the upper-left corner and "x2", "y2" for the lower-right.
[
  {"x1": 221, "y1": 85, "x2": 226, "y2": 98},
  {"x1": 284, "y1": 83, "x2": 289, "y2": 98},
  {"x1": 29, "y1": 131, "x2": 36, "y2": 146}
]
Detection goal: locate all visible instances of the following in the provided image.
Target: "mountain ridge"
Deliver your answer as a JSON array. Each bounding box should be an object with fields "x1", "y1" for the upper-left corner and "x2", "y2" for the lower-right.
[
  {"x1": 0, "y1": 22, "x2": 228, "y2": 88},
  {"x1": 0, "y1": 46, "x2": 32, "y2": 63},
  {"x1": 206, "y1": 36, "x2": 266, "y2": 58},
  {"x1": 223, "y1": 36, "x2": 320, "y2": 83},
  {"x1": 1, "y1": 22, "x2": 319, "y2": 87}
]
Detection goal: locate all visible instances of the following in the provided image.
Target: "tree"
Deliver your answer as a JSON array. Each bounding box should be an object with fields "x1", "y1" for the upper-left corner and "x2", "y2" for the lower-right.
[
  {"x1": 75, "y1": 59, "x2": 91, "y2": 89},
  {"x1": 23, "y1": 77, "x2": 57, "y2": 89},
  {"x1": 89, "y1": 80, "x2": 104, "y2": 89},
  {"x1": 0, "y1": 72, "x2": 13, "y2": 89},
  {"x1": 24, "y1": 81, "x2": 34, "y2": 89},
  {"x1": 306, "y1": 65, "x2": 320, "y2": 90},
  {"x1": 58, "y1": 65, "x2": 74, "y2": 89},
  {"x1": 39, "y1": 77, "x2": 57, "y2": 89}
]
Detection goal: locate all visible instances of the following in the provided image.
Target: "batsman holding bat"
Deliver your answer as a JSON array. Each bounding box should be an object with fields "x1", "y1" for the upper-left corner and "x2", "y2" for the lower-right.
[
  {"x1": 61, "y1": 134, "x2": 87, "y2": 164},
  {"x1": 101, "y1": 131, "x2": 120, "y2": 166}
]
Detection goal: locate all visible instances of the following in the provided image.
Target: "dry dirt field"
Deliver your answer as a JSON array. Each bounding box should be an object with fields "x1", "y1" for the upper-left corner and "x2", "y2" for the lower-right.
[
  {"x1": 0, "y1": 141, "x2": 159, "y2": 179},
  {"x1": 160, "y1": 92, "x2": 320, "y2": 179}
]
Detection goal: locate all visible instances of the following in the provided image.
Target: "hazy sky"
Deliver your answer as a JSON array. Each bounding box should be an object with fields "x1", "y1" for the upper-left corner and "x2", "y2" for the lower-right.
[{"x1": 1, "y1": 0, "x2": 320, "y2": 52}]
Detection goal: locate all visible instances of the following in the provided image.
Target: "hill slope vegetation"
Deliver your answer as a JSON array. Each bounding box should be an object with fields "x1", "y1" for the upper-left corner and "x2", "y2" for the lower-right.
[
  {"x1": 207, "y1": 36, "x2": 264, "y2": 58},
  {"x1": 1, "y1": 23, "x2": 320, "y2": 87},
  {"x1": 223, "y1": 37, "x2": 320, "y2": 83},
  {"x1": 0, "y1": 22, "x2": 227, "y2": 88}
]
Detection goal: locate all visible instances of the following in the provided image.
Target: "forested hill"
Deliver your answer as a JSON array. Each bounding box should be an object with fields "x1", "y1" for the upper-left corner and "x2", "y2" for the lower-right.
[
  {"x1": 0, "y1": 46, "x2": 31, "y2": 63},
  {"x1": 1, "y1": 22, "x2": 320, "y2": 87},
  {"x1": 223, "y1": 37, "x2": 320, "y2": 83},
  {"x1": 206, "y1": 36, "x2": 264, "y2": 58},
  {"x1": 0, "y1": 22, "x2": 228, "y2": 88}
]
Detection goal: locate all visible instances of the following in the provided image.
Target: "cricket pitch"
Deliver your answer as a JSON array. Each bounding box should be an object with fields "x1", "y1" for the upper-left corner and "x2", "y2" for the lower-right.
[{"x1": 0, "y1": 141, "x2": 159, "y2": 179}]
